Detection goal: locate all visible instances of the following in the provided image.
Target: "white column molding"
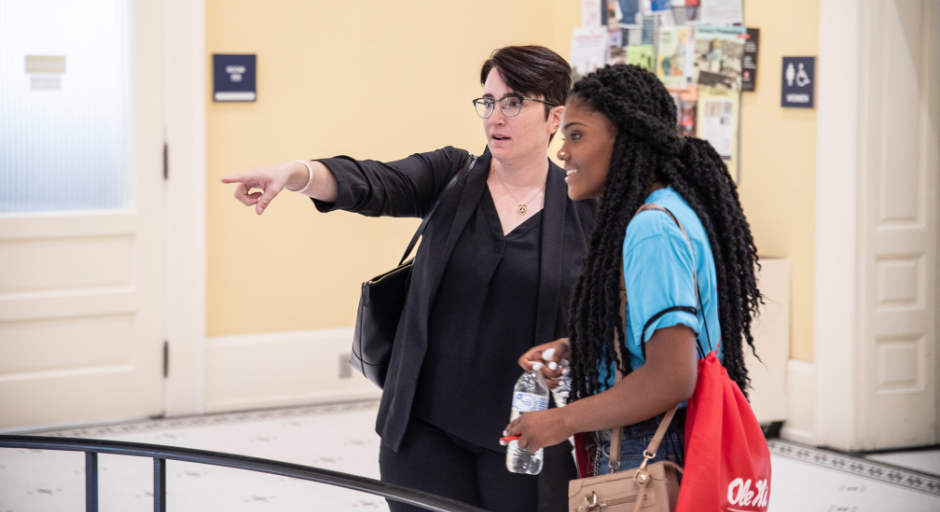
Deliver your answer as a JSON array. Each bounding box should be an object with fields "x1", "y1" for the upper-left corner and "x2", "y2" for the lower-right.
[
  {"x1": 813, "y1": 0, "x2": 864, "y2": 450},
  {"x1": 164, "y1": 0, "x2": 206, "y2": 416}
]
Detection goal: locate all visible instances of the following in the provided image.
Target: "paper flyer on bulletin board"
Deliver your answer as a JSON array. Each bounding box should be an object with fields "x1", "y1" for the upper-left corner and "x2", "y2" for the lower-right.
[
  {"x1": 643, "y1": 0, "x2": 672, "y2": 16},
  {"x1": 656, "y1": 26, "x2": 692, "y2": 90},
  {"x1": 618, "y1": 0, "x2": 641, "y2": 27},
  {"x1": 570, "y1": 26, "x2": 608, "y2": 82},
  {"x1": 742, "y1": 28, "x2": 760, "y2": 91},
  {"x1": 582, "y1": 0, "x2": 602, "y2": 27},
  {"x1": 700, "y1": 0, "x2": 743, "y2": 25},
  {"x1": 697, "y1": 87, "x2": 740, "y2": 182},
  {"x1": 694, "y1": 24, "x2": 746, "y2": 91},
  {"x1": 627, "y1": 45, "x2": 655, "y2": 72},
  {"x1": 673, "y1": 87, "x2": 698, "y2": 138}
]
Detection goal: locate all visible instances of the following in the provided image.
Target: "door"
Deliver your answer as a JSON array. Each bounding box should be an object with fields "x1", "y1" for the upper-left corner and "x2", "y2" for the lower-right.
[
  {"x1": 0, "y1": 0, "x2": 166, "y2": 429},
  {"x1": 859, "y1": 0, "x2": 940, "y2": 449}
]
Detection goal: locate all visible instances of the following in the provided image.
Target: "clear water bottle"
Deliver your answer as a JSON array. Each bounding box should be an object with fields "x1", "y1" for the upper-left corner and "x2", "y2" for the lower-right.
[{"x1": 506, "y1": 368, "x2": 549, "y2": 475}]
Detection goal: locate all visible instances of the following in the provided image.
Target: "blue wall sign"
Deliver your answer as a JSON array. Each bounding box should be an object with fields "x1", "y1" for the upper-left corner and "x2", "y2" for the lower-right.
[
  {"x1": 213, "y1": 54, "x2": 256, "y2": 102},
  {"x1": 781, "y1": 57, "x2": 815, "y2": 108}
]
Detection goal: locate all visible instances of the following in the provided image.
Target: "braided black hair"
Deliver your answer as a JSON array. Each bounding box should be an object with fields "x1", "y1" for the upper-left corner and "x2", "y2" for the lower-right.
[{"x1": 567, "y1": 64, "x2": 762, "y2": 400}]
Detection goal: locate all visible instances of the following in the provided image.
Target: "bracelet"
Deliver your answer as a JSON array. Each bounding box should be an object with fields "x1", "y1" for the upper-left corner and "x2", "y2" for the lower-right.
[{"x1": 288, "y1": 160, "x2": 314, "y2": 193}]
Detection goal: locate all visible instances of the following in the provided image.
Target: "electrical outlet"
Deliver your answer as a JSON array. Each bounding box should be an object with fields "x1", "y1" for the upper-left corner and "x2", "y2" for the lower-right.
[{"x1": 339, "y1": 354, "x2": 352, "y2": 379}]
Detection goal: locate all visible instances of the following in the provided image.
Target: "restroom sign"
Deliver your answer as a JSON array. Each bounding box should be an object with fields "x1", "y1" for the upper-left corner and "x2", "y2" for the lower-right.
[
  {"x1": 781, "y1": 57, "x2": 815, "y2": 108},
  {"x1": 213, "y1": 54, "x2": 256, "y2": 102}
]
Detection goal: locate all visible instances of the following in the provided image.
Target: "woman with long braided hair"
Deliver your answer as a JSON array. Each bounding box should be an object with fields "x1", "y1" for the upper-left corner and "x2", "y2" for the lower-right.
[{"x1": 504, "y1": 64, "x2": 761, "y2": 476}]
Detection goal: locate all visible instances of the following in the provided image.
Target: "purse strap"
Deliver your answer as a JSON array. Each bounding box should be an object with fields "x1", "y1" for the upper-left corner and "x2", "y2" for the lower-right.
[
  {"x1": 606, "y1": 359, "x2": 678, "y2": 471},
  {"x1": 397, "y1": 154, "x2": 477, "y2": 265},
  {"x1": 608, "y1": 201, "x2": 709, "y2": 470},
  {"x1": 635, "y1": 204, "x2": 713, "y2": 357}
]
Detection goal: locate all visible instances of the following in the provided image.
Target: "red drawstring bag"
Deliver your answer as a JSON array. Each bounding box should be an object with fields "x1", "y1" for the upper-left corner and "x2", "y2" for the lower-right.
[{"x1": 676, "y1": 350, "x2": 772, "y2": 511}]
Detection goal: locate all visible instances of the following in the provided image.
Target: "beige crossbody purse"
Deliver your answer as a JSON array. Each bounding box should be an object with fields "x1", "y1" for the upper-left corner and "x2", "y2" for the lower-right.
[
  {"x1": 568, "y1": 204, "x2": 693, "y2": 512},
  {"x1": 567, "y1": 401, "x2": 682, "y2": 512}
]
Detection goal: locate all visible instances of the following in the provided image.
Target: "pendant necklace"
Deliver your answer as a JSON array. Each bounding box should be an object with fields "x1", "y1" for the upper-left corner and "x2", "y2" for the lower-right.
[{"x1": 491, "y1": 162, "x2": 545, "y2": 216}]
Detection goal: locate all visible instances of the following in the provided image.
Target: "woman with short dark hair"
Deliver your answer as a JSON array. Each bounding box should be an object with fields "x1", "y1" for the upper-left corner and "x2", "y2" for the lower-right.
[{"x1": 222, "y1": 45, "x2": 597, "y2": 511}]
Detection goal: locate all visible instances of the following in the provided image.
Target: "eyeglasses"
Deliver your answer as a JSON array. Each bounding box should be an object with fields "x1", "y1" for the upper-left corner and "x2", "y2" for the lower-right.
[{"x1": 472, "y1": 95, "x2": 557, "y2": 118}]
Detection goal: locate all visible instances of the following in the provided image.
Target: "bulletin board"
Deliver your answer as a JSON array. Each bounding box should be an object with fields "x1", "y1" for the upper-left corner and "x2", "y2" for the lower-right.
[{"x1": 570, "y1": 0, "x2": 759, "y2": 183}]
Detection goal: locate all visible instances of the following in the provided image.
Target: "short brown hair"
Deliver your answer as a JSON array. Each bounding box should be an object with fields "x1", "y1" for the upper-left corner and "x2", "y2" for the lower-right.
[{"x1": 480, "y1": 45, "x2": 571, "y2": 120}]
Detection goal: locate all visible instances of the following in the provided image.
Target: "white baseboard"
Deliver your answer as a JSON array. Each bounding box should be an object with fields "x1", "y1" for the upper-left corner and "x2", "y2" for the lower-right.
[
  {"x1": 781, "y1": 359, "x2": 816, "y2": 445},
  {"x1": 204, "y1": 328, "x2": 382, "y2": 413}
]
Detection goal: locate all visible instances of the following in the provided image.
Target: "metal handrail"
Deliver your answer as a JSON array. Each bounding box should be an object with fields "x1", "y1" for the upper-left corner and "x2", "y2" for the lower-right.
[{"x1": 0, "y1": 435, "x2": 489, "y2": 512}]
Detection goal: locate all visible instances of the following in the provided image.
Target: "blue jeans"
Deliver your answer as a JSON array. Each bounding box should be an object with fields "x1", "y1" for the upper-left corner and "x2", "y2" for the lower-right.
[{"x1": 595, "y1": 411, "x2": 685, "y2": 479}]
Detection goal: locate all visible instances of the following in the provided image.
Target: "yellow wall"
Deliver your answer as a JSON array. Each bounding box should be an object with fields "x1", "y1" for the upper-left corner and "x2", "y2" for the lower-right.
[
  {"x1": 206, "y1": 0, "x2": 820, "y2": 362},
  {"x1": 206, "y1": 0, "x2": 580, "y2": 337},
  {"x1": 740, "y1": 0, "x2": 819, "y2": 361}
]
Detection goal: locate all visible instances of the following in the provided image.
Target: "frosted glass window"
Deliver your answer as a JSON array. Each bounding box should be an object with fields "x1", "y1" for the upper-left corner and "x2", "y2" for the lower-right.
[{"x1": 0, "y1": 0, "x2": 132, "y2": 214}]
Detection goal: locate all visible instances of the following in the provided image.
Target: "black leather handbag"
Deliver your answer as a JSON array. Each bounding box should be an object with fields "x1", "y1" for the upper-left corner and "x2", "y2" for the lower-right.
[{"x1": 350, "y1": 155, "x2": 477, "y2": 388}]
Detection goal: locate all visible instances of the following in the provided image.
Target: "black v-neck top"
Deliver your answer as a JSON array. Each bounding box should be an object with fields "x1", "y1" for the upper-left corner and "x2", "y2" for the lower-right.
[
  {"x1": 312, "y1": 146, "x2": 598, "y2": 454},
  {"x1": 412, "y1": 186, "x2": 543, "y2": 451}
]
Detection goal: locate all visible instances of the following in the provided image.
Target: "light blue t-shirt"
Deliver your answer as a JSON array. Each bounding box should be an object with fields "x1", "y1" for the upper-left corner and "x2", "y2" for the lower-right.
[{"x1": 601, "y1": 186, "x2": 721, "y2": 389}]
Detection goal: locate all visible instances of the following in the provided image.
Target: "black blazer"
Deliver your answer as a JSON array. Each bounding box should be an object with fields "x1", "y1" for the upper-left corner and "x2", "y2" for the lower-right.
[{"x1": 314, "y1": 146, "x2": 598, "y2": 452}]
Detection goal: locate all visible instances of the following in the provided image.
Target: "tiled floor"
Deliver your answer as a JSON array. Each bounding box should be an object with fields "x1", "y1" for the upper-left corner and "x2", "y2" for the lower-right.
[
  {"x1": 865, "y1": 449, "x2": 940, "y2": 478},
  {"x1": 2, "y1": 400, "x2": 940, "y2": 511}
]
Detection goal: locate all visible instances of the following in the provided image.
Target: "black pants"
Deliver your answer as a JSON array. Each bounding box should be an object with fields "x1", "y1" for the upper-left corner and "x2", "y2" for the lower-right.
[{"x1": 380, "y1": 417, "x2": 575, "y2": 512}]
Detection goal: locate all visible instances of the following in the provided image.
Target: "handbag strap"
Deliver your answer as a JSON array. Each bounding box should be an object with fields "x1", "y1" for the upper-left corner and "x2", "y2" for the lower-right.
[
  {"x1": 397, "y1": 154, "x2": 477, "y2": 265},
  {"x1": 608, "y1": 301, "x2": 679, "y2": 470},
  {"x1": 608, "y1": 201, "x2": 708, "y2": 469},
  {"x1": 635, "y1": 204, "x2": 713, "y2": 356}
]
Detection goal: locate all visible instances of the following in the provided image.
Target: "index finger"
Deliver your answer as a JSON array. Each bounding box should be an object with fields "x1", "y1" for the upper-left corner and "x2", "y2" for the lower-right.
[{"x1": 220, "y1": 173, "x2": 249, "y2": 184}]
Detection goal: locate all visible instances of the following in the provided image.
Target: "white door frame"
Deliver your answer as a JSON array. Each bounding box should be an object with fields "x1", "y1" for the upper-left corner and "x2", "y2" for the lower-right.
[
  {"x1": 814, "y1": 0, "x2": 864, "y2": 452},
  {"x1": 815, "y1": 0, "x2": 940, "y2": 451},
  {"x1": 163, "y1": 0, "x2": 206, "y2": 416}
]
